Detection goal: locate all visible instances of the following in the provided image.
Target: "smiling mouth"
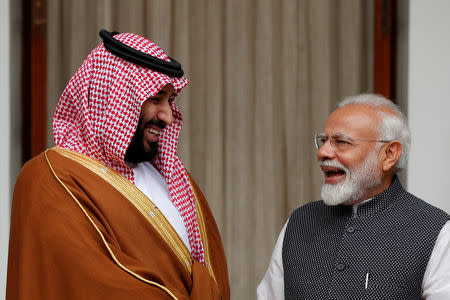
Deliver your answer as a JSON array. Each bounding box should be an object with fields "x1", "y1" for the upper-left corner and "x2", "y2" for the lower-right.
[
  {"x1": 321, "y1": 166, "x2": 346, "y2": 183},
  {"x1": 147, "y1": 127, "x2": 161, "y2": 136}
]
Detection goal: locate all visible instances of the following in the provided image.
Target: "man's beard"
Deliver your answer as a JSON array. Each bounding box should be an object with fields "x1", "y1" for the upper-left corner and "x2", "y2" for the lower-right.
[
  {"x1": 320, "y1": 149, "x2": 382, "y2": 205},
  {"x1": 124, "y1": 119, "x2": 166, "y2": 164}
]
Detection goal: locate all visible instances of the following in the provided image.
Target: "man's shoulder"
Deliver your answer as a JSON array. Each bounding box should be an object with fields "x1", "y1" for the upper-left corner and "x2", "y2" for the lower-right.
[
  {"x1": 17, "y1": 148, "x2": 73, "y2": 180},
  {"x1": 399, "y1": 189, "x2": 450, "y2": 220},
  {"x1": 289, "y1": 200, "x2": 327, "y2": 218},
  {"x1": 12, "y1": 149, "x2": 69, "y2": 214},
  {"x1": 16, "y1": 150, "x2": 53, "y2": 184},
  {"x1": 14, "y1": 148, "x2": 93, "y2": 199},
  {"x1": 295, "y1": 200, "x2": 326, "y2": 211},
  {"x1": 386, "y1": 176, "x2": 449, "y2": 219}
]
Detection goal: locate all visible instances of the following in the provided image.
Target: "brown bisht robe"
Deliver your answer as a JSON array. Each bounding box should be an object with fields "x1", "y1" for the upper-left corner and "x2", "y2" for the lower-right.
[{"x1": 7, "y1": 147, "x2": 230, "y2": 300}]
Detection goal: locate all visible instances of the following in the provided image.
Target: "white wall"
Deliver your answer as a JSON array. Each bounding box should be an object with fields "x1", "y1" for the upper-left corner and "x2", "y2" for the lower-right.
[
  {"x1": 0, "y1": 0, "x2": 11, "y2": 297},
  {"x1": 407, "y1": 1, "x2": 450, "y2": 213}
]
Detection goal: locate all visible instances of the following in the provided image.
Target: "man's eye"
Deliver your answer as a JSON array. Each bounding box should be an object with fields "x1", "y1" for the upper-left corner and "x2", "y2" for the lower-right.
[{"x1": 335, "y1": 139, "x2": 350, "y2": 145}]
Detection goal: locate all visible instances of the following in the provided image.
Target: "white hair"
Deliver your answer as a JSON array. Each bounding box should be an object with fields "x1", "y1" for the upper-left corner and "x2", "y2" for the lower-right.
[{"x1": 337, "y1": 93, "x2": 411, "y2": 171}]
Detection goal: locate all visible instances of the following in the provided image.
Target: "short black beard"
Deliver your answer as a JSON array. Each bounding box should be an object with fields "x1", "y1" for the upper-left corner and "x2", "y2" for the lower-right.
[{"x1": 124, "y1": 119, "x2": 166, "y2": 164}]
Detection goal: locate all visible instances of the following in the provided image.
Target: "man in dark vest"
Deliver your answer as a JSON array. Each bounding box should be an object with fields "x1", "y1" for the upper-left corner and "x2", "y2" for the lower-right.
[{"x1": 257, "y1": 94, "x2": 450, "y2": 299}]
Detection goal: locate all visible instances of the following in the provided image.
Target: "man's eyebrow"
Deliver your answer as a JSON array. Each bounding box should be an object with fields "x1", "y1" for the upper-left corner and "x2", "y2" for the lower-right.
[
  {"x1": 149, "y1": 90, "x2": 167, "y2": 99},
  {"x1": 331, "y1": 133, "x2": 347, "y2": 138}
]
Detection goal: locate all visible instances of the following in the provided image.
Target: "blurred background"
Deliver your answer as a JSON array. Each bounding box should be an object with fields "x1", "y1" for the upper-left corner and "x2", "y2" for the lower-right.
[{"x1": 1, "y1": 0, "x2": 449, "y2": 299}]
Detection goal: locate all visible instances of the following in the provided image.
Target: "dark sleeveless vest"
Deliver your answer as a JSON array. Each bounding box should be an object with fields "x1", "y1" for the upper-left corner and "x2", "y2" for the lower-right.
[{"x1": 283, "y1": 177, "x2": 449, "y2": 300}]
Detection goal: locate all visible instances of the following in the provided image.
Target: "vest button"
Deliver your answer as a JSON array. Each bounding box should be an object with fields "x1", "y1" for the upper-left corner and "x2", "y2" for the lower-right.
[
  {"x1": 336, "y1": 263, "x2": 346, "y2": 271},
  {"x1": 346, "y1": 226, "x2": 355, "y2": 233}
]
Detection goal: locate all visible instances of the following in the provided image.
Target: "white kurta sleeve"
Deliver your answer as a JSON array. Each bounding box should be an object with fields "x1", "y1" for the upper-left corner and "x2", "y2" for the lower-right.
[
  {"x1": 257, "y1": 221, "x2": 288, "y2": 300},
  {"x1": 422, "y1": 220, "x2": 450, "y2": 299}
]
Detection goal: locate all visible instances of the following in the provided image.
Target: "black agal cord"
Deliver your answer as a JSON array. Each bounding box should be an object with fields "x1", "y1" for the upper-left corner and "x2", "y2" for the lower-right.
[{"x1": 99, "y1": 29, "x2": 184, "y2": 77}]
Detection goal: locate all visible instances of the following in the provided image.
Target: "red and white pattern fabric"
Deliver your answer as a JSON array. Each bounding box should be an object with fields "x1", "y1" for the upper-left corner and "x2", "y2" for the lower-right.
[{"x1": 52, "y1": 32, "x2": 205, "y2": 263}]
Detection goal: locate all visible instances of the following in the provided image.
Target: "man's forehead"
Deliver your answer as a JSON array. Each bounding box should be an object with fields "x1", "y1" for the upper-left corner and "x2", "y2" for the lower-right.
[{"x1": 324, "y1": 104, "x2": 380, "y2": 137}]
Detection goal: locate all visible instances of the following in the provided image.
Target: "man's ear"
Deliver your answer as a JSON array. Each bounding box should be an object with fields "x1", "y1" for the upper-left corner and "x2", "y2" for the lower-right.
[{"x1": 382, "y1": 141, "x2": 402, "y2": 172}]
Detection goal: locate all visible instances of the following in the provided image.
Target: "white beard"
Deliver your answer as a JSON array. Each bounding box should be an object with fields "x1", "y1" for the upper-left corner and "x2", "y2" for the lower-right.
[{"x1": 320, "y1": 149, "x2": 382, "y2": 205}]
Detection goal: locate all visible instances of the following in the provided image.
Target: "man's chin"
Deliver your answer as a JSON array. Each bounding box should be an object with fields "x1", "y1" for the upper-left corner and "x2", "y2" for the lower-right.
[
  {"x1": 124, "y1": 143, "x2": 158, "y2": 164},
  {"x1": 321, "y1": 182, "x2": 354, "y2": 206},
  {"x1": 138, "y1": 144, "x2": 158, "y2": 163}
]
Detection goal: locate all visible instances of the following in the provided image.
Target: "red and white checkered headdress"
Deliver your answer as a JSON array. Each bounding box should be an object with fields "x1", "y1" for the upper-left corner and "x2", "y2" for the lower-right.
[{"x1": 52, "y1": 32, "x2": 204, "y2": 263}]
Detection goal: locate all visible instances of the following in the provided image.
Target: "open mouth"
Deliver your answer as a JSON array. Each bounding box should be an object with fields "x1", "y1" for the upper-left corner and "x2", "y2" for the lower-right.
[
  {"x1": 321, "y1": 165, "x2": 346, "y2": 184},
  {"x1": 144, "y1": 126, "x2": 162, "y2": 142},
  {"x1": 146, "y1": 127, "x2": 160, "y2": 136}
]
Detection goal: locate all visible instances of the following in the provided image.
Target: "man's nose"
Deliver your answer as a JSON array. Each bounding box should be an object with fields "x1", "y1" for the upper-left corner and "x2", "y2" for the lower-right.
[
  {"x1": 317, "y1": 140, "x2": 336, "y2": 161},
  {"x1": 157, "y1": 101, "x2": 174, "y2": 126}
]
